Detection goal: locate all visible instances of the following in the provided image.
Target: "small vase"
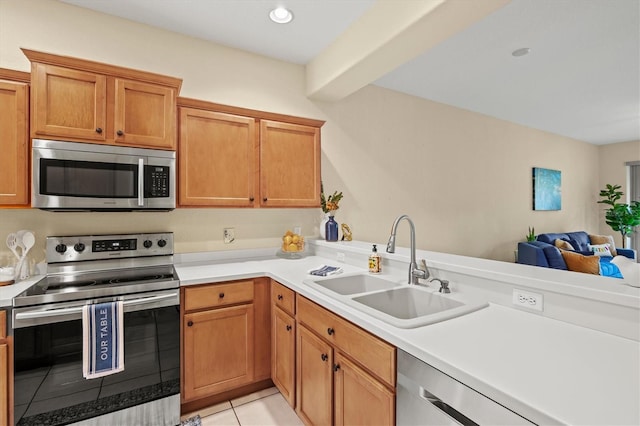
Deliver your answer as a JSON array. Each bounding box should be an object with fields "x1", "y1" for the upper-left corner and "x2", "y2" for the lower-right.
[
  {"x1": 325, "y1": 215, "x2": 339, "y2": 241},
  {"x1": 319, "y1": 212, "x2": 331, "y2": 239}
]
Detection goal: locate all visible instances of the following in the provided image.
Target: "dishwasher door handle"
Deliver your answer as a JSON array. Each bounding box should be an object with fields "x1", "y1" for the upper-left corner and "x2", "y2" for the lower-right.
[{"x1": 420, "y1": 387, "x2": 479, "y2": 426}]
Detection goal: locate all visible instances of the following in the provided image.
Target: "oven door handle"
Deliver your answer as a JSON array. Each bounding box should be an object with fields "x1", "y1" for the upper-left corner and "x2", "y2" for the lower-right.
[{"x1": 14, "y1": 293, "x2": 178, "y2": 323}]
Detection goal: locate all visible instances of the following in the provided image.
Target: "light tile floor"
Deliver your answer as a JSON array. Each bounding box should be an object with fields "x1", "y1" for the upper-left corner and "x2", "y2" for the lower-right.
[{"x1": 181, "y1": 387, "x2": 303, "y2": 426}]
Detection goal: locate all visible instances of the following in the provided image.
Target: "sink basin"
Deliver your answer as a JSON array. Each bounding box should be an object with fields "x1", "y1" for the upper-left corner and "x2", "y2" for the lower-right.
[
  {"x1": 353, "y1": 287, "x2": 463, "y2": 319},
  {"x1": 310, "y1": 274, "x2": 402, "y2": 295},
  {"x1": 352, "y1": 286, "x2": 488, "y2": 328}
]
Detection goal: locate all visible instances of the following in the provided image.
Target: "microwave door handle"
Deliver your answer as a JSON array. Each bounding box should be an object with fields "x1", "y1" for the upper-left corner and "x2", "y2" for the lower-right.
[{"x1": 138, "y1": 158, "x2": 144, "y2": 206}]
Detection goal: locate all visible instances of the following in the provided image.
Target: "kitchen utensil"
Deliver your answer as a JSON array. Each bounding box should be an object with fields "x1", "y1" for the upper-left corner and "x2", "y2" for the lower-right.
[
  {"x1": 6, "y1": 233, "x2": 21, "y2": 260},
  {"x1": 19, "y1": 231, "x2": 35, "y2": 280}
]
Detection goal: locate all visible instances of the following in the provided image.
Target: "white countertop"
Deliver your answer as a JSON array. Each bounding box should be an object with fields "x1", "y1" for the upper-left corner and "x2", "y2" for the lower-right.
[
  {"x1": 175, "y1": 251, "x2": 640, "y2": 426},
  {"x1": 2, "y1": 245, "x2": 638, "y2": 425}
]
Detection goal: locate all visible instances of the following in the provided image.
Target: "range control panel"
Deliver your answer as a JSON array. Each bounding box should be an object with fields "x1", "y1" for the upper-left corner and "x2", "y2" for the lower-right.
[{"x1": 46, "y1": 232, "x2": 173, "y2": 263}]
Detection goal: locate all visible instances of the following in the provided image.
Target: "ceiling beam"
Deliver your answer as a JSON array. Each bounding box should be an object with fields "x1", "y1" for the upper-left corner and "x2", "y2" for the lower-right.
[{"x1": 305, "y1": 0, "x2": 511, "y2": 102}]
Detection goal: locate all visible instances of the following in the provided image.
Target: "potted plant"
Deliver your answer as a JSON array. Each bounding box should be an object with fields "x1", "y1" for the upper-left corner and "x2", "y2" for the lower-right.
[
  {"x1": 597, "y1": 184, "x2": 640, "y2": 248},
  {"x1": 525, "y1": 227, "x2": 536, "y2": 242}
]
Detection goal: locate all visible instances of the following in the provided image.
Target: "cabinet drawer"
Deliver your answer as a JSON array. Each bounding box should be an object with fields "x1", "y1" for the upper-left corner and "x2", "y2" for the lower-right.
[
  {"x1": 184, "y1": 281, "x2": 254, "y2": 311},
  {"x1": 297, "y1": 296, "x2": 396, "y2": 387},
  {"x1": 271, "y1": 281, "x2": 295, "y2": 315}
]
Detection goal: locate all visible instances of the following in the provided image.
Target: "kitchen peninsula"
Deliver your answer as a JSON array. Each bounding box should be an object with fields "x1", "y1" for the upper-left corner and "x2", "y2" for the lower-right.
[{"x1": 1, "y1": 238, "x2": 639, "y2": 425}]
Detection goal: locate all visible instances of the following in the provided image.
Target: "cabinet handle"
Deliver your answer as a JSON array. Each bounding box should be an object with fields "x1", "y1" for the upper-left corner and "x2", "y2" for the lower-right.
[
  {"x1": 333, "y1": 363, "x2": 341, "y2": 372},
  {"x1": 277, "y1": 294, "x2": 283, "y2": 300},
  {"x1": 249, "y1": 197, "x2": 254, "y2": 202},
  {"x1": 286, "y1": 325, "x2": 292, "y2": 331},
  {"x1": 187, "y1": 320, "x2": 193, "y2": 327},
  {"x1": 95, "y1": 127, "x2": 102, "y2": 134},
  {"x1": 321, "y1": 354, "x2": 328, "y2": 362},
  {"x1": 327, "y1": 327, "x2": 335, "y2": 336},
  {"x1": 117, "y1": 130, "x2": 124, "y2": 136},
  {"x1": 219, "y1": 292, "x2": 225, "y2": 299},
  {"x1": 263, "y1": 197, "x2": 268, "y2": 202}
]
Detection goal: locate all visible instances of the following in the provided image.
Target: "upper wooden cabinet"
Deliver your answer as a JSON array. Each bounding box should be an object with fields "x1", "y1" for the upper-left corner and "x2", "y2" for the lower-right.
[
  {"x1": 23, "y1": 49, "x2": 181, "y2": 150},
  {"x1": 178, "y1": 98, "x2": 323, "y2": 208},
  {"x1": 260, "y1": 120, "x2": 320, "y2": 207},
  {"x1": 0, "y1": 69, "x2": 30, "y2": 206}
]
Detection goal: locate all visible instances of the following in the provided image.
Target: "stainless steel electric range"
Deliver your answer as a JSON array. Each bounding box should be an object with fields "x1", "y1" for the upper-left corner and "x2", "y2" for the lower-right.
[{"x1": 12, "y1": 232, "x2": 180, "y2": 426}]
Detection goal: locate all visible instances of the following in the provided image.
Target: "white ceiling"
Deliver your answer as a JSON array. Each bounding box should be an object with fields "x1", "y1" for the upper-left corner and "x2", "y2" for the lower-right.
[{"x1": 59, "y1": 0, "x2": 640, "y2": 145}]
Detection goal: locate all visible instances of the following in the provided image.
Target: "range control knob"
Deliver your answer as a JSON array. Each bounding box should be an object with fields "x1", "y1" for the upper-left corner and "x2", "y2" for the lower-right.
[
  {"x1": 143, "y1": 240, "x2": 153, "y2": 249},
  {"x1": 55, "y1": 244, "x2": 67, "y2": 254},
  {"x1": 73, "y1": 243, "x2": 86, "y2": 252},
  {"x1": 157, "y1": 239, "x2": 167, "y2": 248}
]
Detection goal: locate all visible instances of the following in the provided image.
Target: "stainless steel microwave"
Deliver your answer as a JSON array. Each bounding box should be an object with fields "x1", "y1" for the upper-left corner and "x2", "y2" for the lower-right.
[{"x1": 32, "y1": 139, "x2": 176, "y2": 211}]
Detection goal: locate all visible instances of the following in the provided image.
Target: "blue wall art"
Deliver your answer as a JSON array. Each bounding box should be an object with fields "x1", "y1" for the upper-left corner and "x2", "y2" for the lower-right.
[{"x1": 532, "y1": 167, "x2": 561, "y2": 211}]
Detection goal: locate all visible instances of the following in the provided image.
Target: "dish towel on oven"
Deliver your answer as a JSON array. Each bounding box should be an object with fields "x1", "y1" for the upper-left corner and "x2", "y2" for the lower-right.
[{"x1": 82, "y1": 301, "x2": 124, "y2": 379}]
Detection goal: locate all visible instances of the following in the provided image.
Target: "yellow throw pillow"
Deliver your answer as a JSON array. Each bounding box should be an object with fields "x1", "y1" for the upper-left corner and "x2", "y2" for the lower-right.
[
  {"x1": 561, "y1": 250, "x2": 600, "y2": 275},
  {"x1": 589, "y1": 234, "x2": 617, "y2": 256},
  {"x1": 554, "y1": 239, "x2": 575, "y2": 251}
]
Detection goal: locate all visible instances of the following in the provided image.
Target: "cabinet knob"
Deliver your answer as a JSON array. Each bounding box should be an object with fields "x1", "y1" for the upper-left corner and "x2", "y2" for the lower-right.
[
  {"x1": 321, "y1": 353, "x2": 328, "y2": 362},
  {"x1": 116, "y1": 130, "x2": 124, "y2": 136},
  {"x1": 327, "y1": 327, "x2": 335, "y2": 336},
  {"x1": 95, "y1": 127, "x2": 102, "y2": 134},
  {"x1": 249, "y1": 197, "x2": 255, "y2": 202},
  {"x1": 277, "y1": 294, "x2": 283, "y2": 300},
  {"x1": 219, "y1": 292, "x2": 225, "y2": 299},
  {"x1": 333, "y1": 363, "x2": 341, "y2": 372},
  {"x1": 187, "y1": 320, "x2": 193, "y2": 327},
  {"x1": 263, "y1": 197, "x2": 268, "y2": 202},
  {"x1": 286, "y1": 325, "x2": 292, "y2": 331}
]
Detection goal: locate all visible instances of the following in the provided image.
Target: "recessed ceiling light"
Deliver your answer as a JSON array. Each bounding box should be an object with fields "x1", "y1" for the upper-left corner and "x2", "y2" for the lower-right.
[
  {"x1": 269, "y1": 7, "x2": 293, "y2": 24},
  {"x1": 512, "y1": 47, "x2": 531, "y2": 57}
]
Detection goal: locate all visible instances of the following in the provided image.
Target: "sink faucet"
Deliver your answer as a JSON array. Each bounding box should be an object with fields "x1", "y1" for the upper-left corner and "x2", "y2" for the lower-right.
[{"x1": 386, "y1": 214, "x2": 429, "y2": 284}]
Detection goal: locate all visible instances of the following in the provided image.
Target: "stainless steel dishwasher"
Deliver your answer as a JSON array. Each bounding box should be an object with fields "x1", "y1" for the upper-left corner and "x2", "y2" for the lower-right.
[{"x1": 397, "y1": 350, "x2": 535, "y2": 425}]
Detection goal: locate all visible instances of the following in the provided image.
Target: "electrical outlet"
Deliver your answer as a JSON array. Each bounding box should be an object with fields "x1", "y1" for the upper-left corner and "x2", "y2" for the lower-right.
[
  {"x1": 512, "y1": 289, "x2": 543, "y2": 312},
  {"x1": 223, "y1": 228, "x2": 235, "y2": 244},
  {"x1": 336, "y1": 252, "x2": 346, "y2": 262}
]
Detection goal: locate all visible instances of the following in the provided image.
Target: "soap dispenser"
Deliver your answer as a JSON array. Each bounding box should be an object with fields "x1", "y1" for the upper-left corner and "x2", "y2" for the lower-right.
[{"x1": 369, "y1": 244, "x2": 381, "y2": 273}]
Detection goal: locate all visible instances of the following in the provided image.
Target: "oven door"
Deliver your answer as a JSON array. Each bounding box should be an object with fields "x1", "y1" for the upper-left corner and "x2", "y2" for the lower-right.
[
  {"x1": 32, "y1": 139, "x2": 175, "y2": 211},
  {"x1": 12, "y1": 290, "x2": 180, "y2": 426}
]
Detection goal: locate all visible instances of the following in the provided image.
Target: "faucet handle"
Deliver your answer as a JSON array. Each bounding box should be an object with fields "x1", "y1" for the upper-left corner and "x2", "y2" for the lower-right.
[{"x1": 420, "y1": 259, "x2": 430, "y2": 280}]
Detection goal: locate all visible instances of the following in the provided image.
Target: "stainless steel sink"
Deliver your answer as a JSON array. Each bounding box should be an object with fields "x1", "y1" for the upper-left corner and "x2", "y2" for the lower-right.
[
  {"x1": 352, "y1": 287, "x2": 464, "y2": 319},
  {"x1": 309, "y1": 274, "x2": 402, "y2": 295}
]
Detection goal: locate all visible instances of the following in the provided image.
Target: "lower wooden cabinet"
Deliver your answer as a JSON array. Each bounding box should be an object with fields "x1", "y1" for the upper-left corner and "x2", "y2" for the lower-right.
[
  {"x1": 1, "y1": 310, "x2": 12, "y2": 425},
  {"x1": 295, "y1": 295, "x2": 396, "y2": 426},
  {"x1": 181, "y1": 278, "x2": 270, "y2": 405},
  {"x1": 183, "y1": 303, "x2": 255, "y2": 401},
  {"x1": 272, "y1": 307, "x2": 296, "y2": 407},
  {"x1": 296, "y1": 325, "x2": 333, "y2": 426},
  {"x1": 334, "y1": 352, "x2": 395, "y2": 426}
]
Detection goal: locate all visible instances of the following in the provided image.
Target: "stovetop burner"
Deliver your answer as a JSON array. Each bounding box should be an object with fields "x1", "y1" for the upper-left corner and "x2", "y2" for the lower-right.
[{"x1": 22, "y1": 264, "x2": 178, "y2": 296}]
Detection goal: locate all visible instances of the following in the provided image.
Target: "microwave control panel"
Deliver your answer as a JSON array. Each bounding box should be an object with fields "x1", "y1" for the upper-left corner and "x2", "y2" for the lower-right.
[{"x1": 145, "y1": 165, "x2": 170, "y2": 197}]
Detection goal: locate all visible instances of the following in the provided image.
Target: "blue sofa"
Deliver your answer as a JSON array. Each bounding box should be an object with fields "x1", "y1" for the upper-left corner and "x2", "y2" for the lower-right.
[{"x1": 517, "y1": 231, "x2": 636, "y2": 278}]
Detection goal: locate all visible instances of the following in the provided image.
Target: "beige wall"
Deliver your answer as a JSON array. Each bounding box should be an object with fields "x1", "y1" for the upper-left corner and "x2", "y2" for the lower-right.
[
  {"x1": 0, "y1": 0, "x2": 615, "y2": 264},
  {"x1": 598, "y1": 140, "x2": 640, "y2": 246}
]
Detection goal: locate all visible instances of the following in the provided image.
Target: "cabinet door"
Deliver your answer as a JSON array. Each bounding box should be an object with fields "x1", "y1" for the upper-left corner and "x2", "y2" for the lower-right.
[
  {"x1": 272, "y1": 307, "x2": 295, "y2": 407},
  {"x1": 31, "y1": 63, "x2": 107, "y2": 141},
  {"x1": 179, "y1": 108, "x2": 257, "y2": 206},
  {"x1": 259, "y1": 120, "x2": 320, "y2": 207},
  {"x1": 0, "y1": 80, "x2": 29, "y2": 205},
  {"x1": 183, "y1": 304, "x2": 255, "y2": 401},
  {"x1": 253, "y1": 277, "x2": 271, "y2": 381},
  {"x1": 296, "y1": 325, "x2": 332, "y2": 426},
  {"x1": 0, "y1": 342, "x2": 7, "y2": 426},
  {"x1": 114, "y1": 78, "x2": 176, "y2": 150},
  {"x1": 334, "y1": 352, "x2": 395, "y2": 426}
]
